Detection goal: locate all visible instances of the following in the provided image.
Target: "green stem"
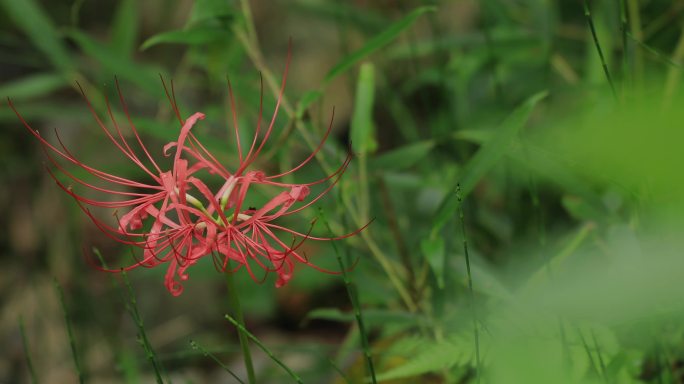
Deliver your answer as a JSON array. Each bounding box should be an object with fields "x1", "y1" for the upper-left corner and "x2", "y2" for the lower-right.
[
  {"x1": 238, "y1": 0, "x2": 259, "y2": 49},
  {"x1": 619, "y1": 0, "x2": 628, "y2": 86},
  {"x1": 232, "y1": 1, "x2": 416, "y2": 313},
  {"x1": 627, "y1": 0, "x2": 644, "y2": 86},
  {"x1": 225, "y1": 269, "x2": 256, "y2": 384},
  {"x1": 190, "y1": 340, "x2": 245, "y2": 384},
  {"x1": 120, "y1": 270, "x2": 165, "y2": 384},
  {"x1": 456, "y1": 186, "x2": 480, "y2": 383},
  {"x1": 578, "y1": 329, "x2": 600, "y2": 378},
  {"x1": 54, "y1": 279, "x2": 85, "y2": 384},
  {"x1": 93, "y1": 249, "x2": 165, "y2": 384},
  {"x1": 663, "y1": 26, "x2": 684, "y2": 105},
  {"x1": 225, "y1": 314, "x2": 303, "y2": 383},
  {"x1": 322, "y1": 211, "x2": 377, "y2": 384},
  {"x1": 583, "y1": 0, "x2": 617, "y2": 99},
  {"x1": 591, "y1": 330, "x2": 609, "y2": 383},
  {"x1": 19, "y1": 316, "x2": 38, "y2": 384}
]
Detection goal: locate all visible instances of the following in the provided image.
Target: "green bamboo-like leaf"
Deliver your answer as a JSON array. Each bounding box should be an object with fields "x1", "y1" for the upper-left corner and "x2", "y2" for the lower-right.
[
  {"x1": 141, "y1": 26, "x2": 232, "y2": 50},
  {"x1": 110, "y1": 0, "x2": 139, "y2": 56},
  {"x1": 370, "y1": 141, "x2": 435, "y2": 171},
  {"x1": 0, "y1": 73, "x2": 67, "y2": 100},
  {"x1": 69, "y1": 30, "x2": 160, "y2": 95},
  {"x1": 0, "y1": 0, "x2": 74, "y2": 74},
  {"x1": 297, "y1": 6, "x2": 434, "y2": 113},
  {"x1": 350, "y1": 63, "x2": 377, "y2": 154},
  {"x1": 323, "y1": 6, "x2": 435, "y2": 85},
  {"x1": 376, "y1": 336, "x2": 470, "y2": 381},
  {"x1": 432, "y1": 91, "x2": 548, "y2": 236}
]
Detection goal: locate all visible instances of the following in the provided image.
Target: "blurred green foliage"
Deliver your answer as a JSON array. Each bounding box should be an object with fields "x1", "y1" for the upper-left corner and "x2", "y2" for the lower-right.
[{"x1": 2, "y1": 0, "x2": 684, "y2": 383}]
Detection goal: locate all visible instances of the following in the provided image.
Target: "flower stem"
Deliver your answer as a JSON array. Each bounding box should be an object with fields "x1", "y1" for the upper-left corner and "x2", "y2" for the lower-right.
[{"x1": 225, "y1": 268, "x2": 256, "y2": 384}]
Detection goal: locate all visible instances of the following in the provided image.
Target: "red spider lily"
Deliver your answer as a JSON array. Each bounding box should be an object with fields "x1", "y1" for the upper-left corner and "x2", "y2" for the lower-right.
[{"x1": 12, "y1": 50, "x2": 368, "y2": 296}]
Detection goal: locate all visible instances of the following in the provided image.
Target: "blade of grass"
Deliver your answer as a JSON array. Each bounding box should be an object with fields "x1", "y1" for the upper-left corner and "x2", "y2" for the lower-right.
[
  {"x1": 18, "y1": 316, "x2": 38, "y2": 384},
  {"x1": 225, "y1": 314, "x2": 303, "y2": 384},
  {"x1": 0, "y1": 73, "x2": 67, "y2": 101},
  {"x1": 141, "y1": 26, "x2": 232, "y2": 50},
  {"x1": 583, "y1": 0, "x2": 617, "y2": 99},
  {"x1": 664, "y1": 28, "x2": 684, "y2": 105},
  {"x1": 625, "y1": 32, "x2": 684, "y2": 70},
  {"x1": 297, "y1": 5, "x2": 436, "y2": 113},
  {"x1": 456, "y1": 185, "x2": 480, "y2": 383},
  {"x1": 324, "y1": 6, "x2": 435, "y2": 85},
  {"x1": 627, "y1": 0, "x2": 644, "y2": 85},
  {"x1": 190, "y1": 340, "x2": 245, "y2": 384},
  {"x1": 321, "y1": 210, "x2": 377, "y2": 384},
  {"x1": 225, "y1": 268, "x2": 256, "y2": 384},
  {"x1": 110, "y1": 0, "x2": 139, "y2": 56},
  {"x1": 578, "y1": 329, "x2": 601, "y2": 379},
  {"x1": 54, "y1": 279, "x2": 85, "y2": 384},
  {"x1": 93, "y1": 248, "x2": 165, "y2": 384},
  {"x1": 619, "y1": 0, "x2": 628, "y2": 85},
  {"x1": 328, "y1": 358, "x2": 352, "y2": 384},
  {"x1": 591, "y1": 330, "x2": 609, "y2": 383},
  {"x1": 120, "y1": 269, "x2": 165, "y2": 384}
]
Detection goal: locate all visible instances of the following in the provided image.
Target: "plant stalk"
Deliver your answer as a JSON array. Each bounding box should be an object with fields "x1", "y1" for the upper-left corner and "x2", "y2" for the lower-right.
[{"x1": 225, "y1": 269, "x2": 256, "y2": 384}]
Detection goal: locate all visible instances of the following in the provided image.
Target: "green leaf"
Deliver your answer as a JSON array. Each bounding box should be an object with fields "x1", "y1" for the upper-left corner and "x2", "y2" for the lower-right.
[
  {"x1": 0, "y1": 0, "x2": 74, "y2": 74},
  {"x1": 305, "y1": 308, "x2": 419, "y2": 326},
  {"x1": 110, "y1": 0, "x2": 139, "y2": 56},
  {"x1": 421, "y1": 237, "x2": 445, "y2": 289},
  {"x1": 68, "y1": 30, "x2": 160, "y2": 95},
  {"x1": 141, "y1": 26, "x2": 232, "y2": 50},
  {"x1": 323, "y1": 6, "x2": 435, "y2": 85},
  {"x1": 432, "y1": 91, "x2": 548, "y2": 236},
  {"x1": 376, "y1": 336, "x2": 470, "y2": 381},
  {"x1": 370, "y1": 140, "x2": 435, "y2": 171},
  {"x1": 295, "y1": 7, "x2": 433, "y2": 118},
  {"x1": 350, "y1": 63, "x2": 377, "y2": 154},
  {"x1": 0, "y1": 73, "x2": 68, "y2": 100},
  {"x1": 188, "y1": 0, "x2": 234, "y2": 26},
  {"x1": 0, "y1": 102, "x2": 86, "y2": 122}
]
